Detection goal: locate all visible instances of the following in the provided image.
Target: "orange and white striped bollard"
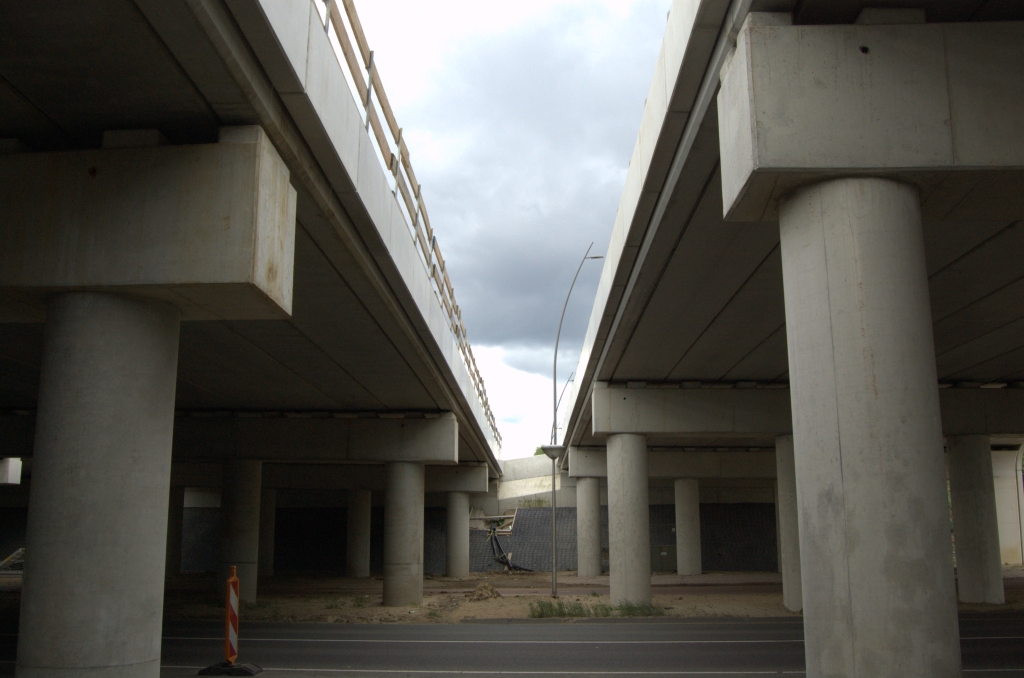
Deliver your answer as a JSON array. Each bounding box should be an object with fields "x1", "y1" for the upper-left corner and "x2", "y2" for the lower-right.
[
  {"x1": 199, "y1": 566, "x2": 261, "y2": 675},
  {"x1": 225, "y1": 565, "x2": 240, "y2": 665}
]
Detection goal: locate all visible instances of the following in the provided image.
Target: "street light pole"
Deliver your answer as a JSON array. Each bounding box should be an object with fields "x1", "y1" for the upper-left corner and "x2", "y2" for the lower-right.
[{"x1": 544, "y1": 243, "x2": 603, "y2": 598}]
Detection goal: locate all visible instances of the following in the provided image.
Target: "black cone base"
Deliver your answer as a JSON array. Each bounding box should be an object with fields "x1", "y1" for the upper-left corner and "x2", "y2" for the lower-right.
[{"x1": 198, "y1": 661, "x2": 263, "y2": 676}]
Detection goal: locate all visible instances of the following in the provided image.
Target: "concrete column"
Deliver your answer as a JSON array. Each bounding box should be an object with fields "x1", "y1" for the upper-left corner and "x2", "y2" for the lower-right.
[
  {"x1": 576, "y1": 476, "x2": 602, "y2": 577},
  {"x1": 779, "y1": 177, "x2": 960, "y2": 677},
  {"x1": 166, "y1": 485, "x2": 185, "y2": 579},
  {"x1": 674, "y1": 478, "x2": 700, "y2": 576},
  {"x1": 219, "y1": 460, "x2": 262, "y2": 603},
  {"x1": 948, "y1": 435, "x2": 1004, "y2": 604},
  {"x1": 347, "y1": 489, "x2": 372, "y2": 578},
  {"x1": 607, "y1": 433, "x2": 650, "y2": 604},
  {"x1": 446, "y1": 491, "x2": 470, "y2": 578},
  {"x1": 17, "y1": 292, "x2": 180, "y2": 678},
  {"x1": 774, "y1": 435, "x2": 802, "y2": 612},
  {"x1": 991, "y1": 449, "x2": 1023, "y2": 565},
  {"x1": 258, "y1": 488, "x2": 276, "y2": 579},
  {"x1": 383, "y1": 462, "x2": 424, "y2": 606}
]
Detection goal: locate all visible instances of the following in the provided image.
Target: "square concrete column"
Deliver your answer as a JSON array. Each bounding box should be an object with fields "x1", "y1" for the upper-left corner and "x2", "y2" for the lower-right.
[
  {"x1": 774, "y1": 436, "x2": 801, "y2": 612},
  {"x1": 166, "y1": 485, "x2": 185, "y2": 580},
  {"x1": 17, "y1": 293, "x2": 180, "y2": 678},
  {"x1": 219, "y1": 460, "x2": 262, "y2": 603},
  {"x1": 607, "y1": 433, "x2": 650, "y2": 604},
  {"x1": 948, "y1": 435, "x2": 1004, "y2": 604},
  {"x1": 673, "y1": 478, "x2": 701, "y2": 576},
  {"x1": 258, "y1": 488, "x2": 276, "y2": 579},
  {"x1": 446, "y1": 491, "x2": 470, "y2": 578},
  {"x1": 347, "y1": 489, "x2": 372, "y2": 578},
  {"x1": 576, "y1": 476, "x2": 603, "y2": 577},
  {"x1": 780, "y1": 177, "x2": 960, "y2": 677},
  {"x1": 384, "y1": 462, "x2": 424, "y2": 606}
]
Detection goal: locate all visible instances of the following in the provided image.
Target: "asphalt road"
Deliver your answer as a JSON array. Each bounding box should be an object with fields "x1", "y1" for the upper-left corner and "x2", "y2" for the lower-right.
[
  {"x1": 2, "y1": 615, "x2": 1024, "y2": 677},
  {"x1": 165, "y1": 614, "x2": 1024, "y2": 677}
]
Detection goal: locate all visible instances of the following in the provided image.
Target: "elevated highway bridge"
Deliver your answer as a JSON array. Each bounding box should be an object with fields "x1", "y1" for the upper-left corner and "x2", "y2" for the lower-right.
[
  {"x1": 0, "y1": 0, "x2": 501, "y2": 674},
  {"x1": 560, "y1": 0, "x2": 1024, "y2": 676}
]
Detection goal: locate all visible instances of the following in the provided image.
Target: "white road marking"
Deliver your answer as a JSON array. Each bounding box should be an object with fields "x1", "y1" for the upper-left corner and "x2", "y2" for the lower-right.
[
  {"x1": 161, "y1": 667, "x2": 806, "y2": 675},
  {"x1": 162, "y1": 637, "x2": 804, "y2": 644}
]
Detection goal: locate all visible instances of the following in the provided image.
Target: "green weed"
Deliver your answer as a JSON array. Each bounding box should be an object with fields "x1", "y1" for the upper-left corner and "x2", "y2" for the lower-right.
[
  {"x1": 528, "y1": 598, "x2": 650, "y2": 618},
  {"x1": 614, "y1": 600, "x2": 665, "y2": 617}
]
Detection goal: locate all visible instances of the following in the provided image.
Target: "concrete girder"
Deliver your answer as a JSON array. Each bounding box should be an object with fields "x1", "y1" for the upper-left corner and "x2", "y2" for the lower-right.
[
  {"x1": 568, "y1": 447, "x2": 775, "y2": 480},
  {"x1": 172, "y1": 413, "x2": 458, "y2": 464},
  {"x1": 0, "y1": 126, "x2": 296, "y2": 320},
  {"x1": 169, "y1": 460, "x2": 488, "y2": 493},
  {"x1": 592, "y1": 382, "x2": 790, "y2": 437},
  {"x1": 591, "y1": 382, "x2": 1024, "y2": 438},
  {"x1": 718, "y1": 15, "x2": 1024, "y2": 223}
]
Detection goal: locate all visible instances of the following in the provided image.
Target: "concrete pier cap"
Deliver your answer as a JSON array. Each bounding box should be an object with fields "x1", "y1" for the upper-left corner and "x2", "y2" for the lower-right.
[
  {"x1": 0, "y1": 125, "x2": 298, "y2": 321},
  {"x1": 717, "y1": 14, "x2": 1024, "y2": 224}
]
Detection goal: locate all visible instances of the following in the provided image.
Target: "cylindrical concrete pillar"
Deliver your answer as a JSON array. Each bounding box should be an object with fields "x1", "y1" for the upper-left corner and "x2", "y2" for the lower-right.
[
  {"x1": 259, "y1": 488, "x2": 277, "y2": 579},
  {"x1": 166, "y1": 485, "x2": 185, "y2": 579},
  {"x1": 384, "y1": 462, "x2": 424, "y2": 606},
  {"x1": 779, "y1": 177, "x2": 961, "y2": 677},
  {"x1": 607, "y1": 433, "x2": 650, "y2": 604},
  {"x1": 219, "y1": 460, "x2": 262, "y2": 603},
  {"x1": 948, "y1": 435, "x2": 1004, "y2": 604},
  {"x1": 446, "y1": 491, "x2": 470, "y2": 578},
  {"x1": 17, "y1": 292, "x2": 180, "y2": 678},
  {"x1": 674, "y1": 478, "x2": 701, "y2": 576},
  {"x1": 576, "y1": 477, "x2": 602, "y2": 577},
  {"x1": 347, "y1": 489, "x2": 372, "y2": 578},
  {"x1": 774, "y1": 435, "x2": 802, "y2": 612}
]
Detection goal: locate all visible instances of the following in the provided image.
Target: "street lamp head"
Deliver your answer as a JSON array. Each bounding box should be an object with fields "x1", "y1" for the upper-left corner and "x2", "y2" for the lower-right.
[{"x1": 540, "y1": 445, "x2": 565, "y2": 460}]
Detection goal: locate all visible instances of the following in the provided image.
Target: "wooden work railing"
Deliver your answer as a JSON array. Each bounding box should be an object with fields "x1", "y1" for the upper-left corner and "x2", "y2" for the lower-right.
[{"x1": 320, "y1": 0, "x2": 500, "y2": 448}]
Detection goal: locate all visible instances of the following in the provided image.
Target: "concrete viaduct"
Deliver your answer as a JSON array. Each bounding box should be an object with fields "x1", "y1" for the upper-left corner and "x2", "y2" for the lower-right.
[
  {"x1": 560, "y1": 1, "x2": 1024, "y2": 676},
  {"x1": 0, "y1": 0, "x2": 501, "y2": 676}
]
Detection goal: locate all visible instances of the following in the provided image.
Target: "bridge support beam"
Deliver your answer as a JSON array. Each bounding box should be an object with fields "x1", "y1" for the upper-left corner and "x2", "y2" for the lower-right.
[
  {"x1": 576, "y1": 477, "x2": 603, "y2": 577},
  {"x1": 778, "y1": 176, "x2": 960, "y2": 677},
  {"x1": 674, "y1": 479, "x2": 701, "y2": 576},
  {"x1": 16, "y1": 293, "x2": 180, "y2": 678},
  {"x1": 774, "y1": 435, "x2": 801, "y2": 612},
  {"x1": 259, "y1": 488, "x2": 277, "y2": 579},
  {"x1": 347, "y1": 489, "x2": 373, "y2": 578},
  {"x1": 607, "y1": 434, "x2": 651, "y2": 604},
  {"x1": 220, "y1": 460, "x2": 263, "y2": 603},
  {"x1": 166, "y1": 485, "x2": 185, "y2": 579},
  {"x1": 383, "y1": 462, "x2": 425, "y2": 606},
  {"x1": 948, "y1": 435, "x2": 1005, "y2": 604},
  {"x1": 446, "y1": 491, "x2": 470, "y2": 578}
]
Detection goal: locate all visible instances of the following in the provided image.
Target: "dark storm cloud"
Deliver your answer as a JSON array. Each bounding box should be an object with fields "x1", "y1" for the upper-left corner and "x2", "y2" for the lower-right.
[{"x1": 399, "y1": 1, "x2": 671, "y2": 372}]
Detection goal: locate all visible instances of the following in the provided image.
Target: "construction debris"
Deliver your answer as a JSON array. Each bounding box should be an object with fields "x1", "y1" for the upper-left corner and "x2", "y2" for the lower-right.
[{"x1": 466, "y1": 583, "x2": 502, "y2": 601}]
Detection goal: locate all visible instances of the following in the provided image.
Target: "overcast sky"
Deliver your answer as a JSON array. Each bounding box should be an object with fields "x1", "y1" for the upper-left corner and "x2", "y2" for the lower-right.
[{"x1": 354, "y1": 0, "x2": 672, "y2": 458}]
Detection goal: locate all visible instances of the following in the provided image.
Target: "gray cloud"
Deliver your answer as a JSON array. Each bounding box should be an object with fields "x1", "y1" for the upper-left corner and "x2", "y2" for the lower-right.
[{"x1": 398, "y1": 1, "x2": 671, "y2": 374}]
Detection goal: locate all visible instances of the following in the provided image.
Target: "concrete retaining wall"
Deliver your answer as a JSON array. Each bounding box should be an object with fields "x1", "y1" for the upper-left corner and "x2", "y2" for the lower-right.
[{"x1": 176, "y1": 503, "x2": 778, "y2": 575}]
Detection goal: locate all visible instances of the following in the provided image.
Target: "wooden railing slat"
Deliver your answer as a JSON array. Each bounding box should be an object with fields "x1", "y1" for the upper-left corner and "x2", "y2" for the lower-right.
[
  {"x1": 340, "y1": 0, "x2": 371, "y2": 65},
  {"x1": 366, "y1": 104, "x2": 392, "y2": 167},
  {"x1": 371, "y1": 70, "x2": 401, "y2": 142},
  {"x1": 329, "y1": 3, "x2": 367, "y2": 102}
]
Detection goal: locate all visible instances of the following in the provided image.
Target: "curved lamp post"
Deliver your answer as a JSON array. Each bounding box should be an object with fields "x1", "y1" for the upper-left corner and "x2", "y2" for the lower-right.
[{"x1": 541, "y1": 244, "x2": 603, "y2": 598}]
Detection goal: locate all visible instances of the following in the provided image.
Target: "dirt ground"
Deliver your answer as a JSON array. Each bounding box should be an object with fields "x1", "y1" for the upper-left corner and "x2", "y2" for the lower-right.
[
  {"x1": 159, "y1": 571, "x2": 799, "y2": 624},
  {"x1": 2, "y1": 568, "x2": 1022, "y2": 627}
]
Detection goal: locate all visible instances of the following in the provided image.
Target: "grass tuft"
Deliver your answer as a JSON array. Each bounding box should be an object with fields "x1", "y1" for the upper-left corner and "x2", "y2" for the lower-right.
[{"x1": 614, "y1": 600, "x2": 665, "y2": 617}]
